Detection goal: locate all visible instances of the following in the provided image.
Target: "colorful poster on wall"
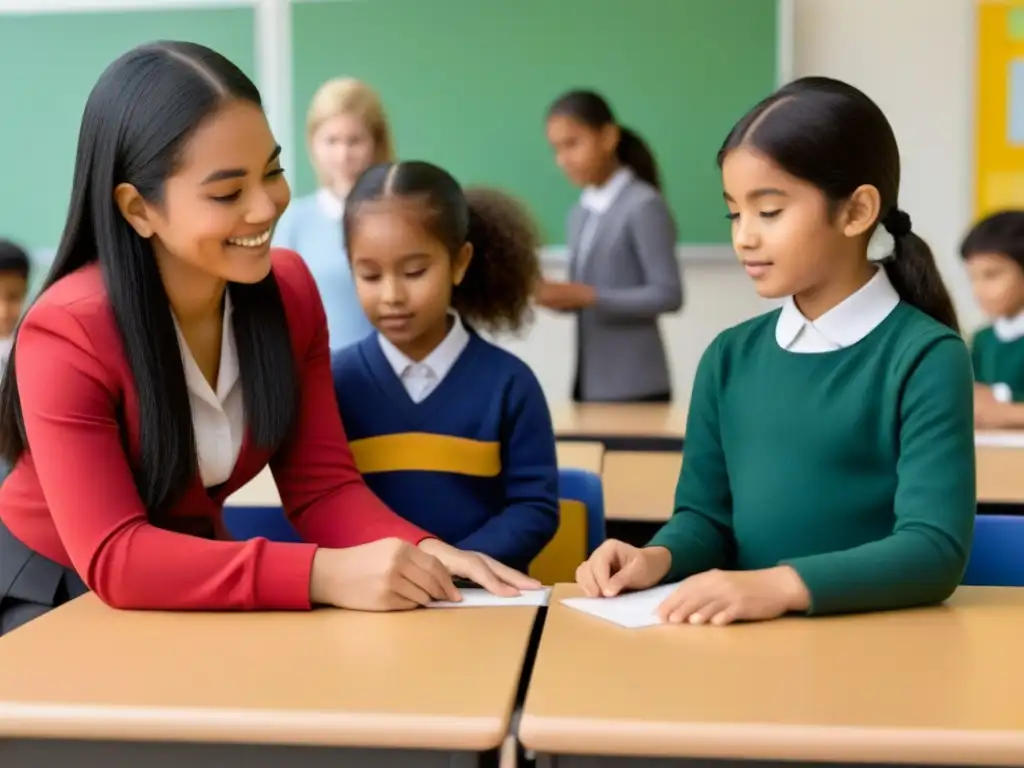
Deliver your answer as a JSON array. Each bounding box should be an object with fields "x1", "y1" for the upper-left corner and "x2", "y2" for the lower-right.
[{"x1": 977, "y1": 0, "x2": 1024, "y2": 217}]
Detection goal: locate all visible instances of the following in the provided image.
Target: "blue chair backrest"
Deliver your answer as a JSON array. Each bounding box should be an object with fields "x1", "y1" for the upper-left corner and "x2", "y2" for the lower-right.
[
  {"x1": 961, "y1": 515, "x2": 1024, "y2": 587},
  {"x1": 223, "y1": 468, "x2": 609, "y2": 565},
  {"x1": 556, "y1": 467, "x2": 607, "y2": 555},
  {"x1": 222, "y1": 504, "x2": 301, "y2": 543}
]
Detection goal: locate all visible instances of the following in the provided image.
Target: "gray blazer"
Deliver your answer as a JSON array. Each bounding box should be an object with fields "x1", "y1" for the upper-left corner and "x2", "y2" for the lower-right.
[{"x1": 568, "y1": 178, "x2": 683, "y2": 402}]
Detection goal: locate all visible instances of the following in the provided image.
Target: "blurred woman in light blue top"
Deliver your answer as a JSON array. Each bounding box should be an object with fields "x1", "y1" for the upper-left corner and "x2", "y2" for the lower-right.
[{"x1": 273, "y1": 77, "x2": 396, "y2": 350}]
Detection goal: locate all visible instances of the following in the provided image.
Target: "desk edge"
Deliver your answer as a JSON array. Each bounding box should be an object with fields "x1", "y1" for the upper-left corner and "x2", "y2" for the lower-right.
[
  {"x1": 0, "y1": 703, "x2": 507, "y2": 751},
  {"x1": 517, "y1": 715, "x2": 1024, "y2": 765}
]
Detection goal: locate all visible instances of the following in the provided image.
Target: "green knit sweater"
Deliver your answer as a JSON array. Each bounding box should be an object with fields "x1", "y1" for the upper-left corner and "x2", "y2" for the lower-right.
[{"x1": 648, "y1": 302, "x2": 976, "y2": 615}]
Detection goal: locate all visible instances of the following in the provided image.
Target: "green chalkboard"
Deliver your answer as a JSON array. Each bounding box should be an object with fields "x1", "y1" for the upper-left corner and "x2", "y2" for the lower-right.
[
  {"x1": 0, "y1": 7, "x2": 256, "y2": 261},
  {"x1": 291, "y1": 0, "x2": 778, "y2": 244}
]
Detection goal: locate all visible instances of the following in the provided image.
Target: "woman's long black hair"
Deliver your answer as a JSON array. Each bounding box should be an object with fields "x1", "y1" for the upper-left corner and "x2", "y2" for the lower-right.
[{"x1": 0, "y1": 41, "x2": 297, "y2": 525}]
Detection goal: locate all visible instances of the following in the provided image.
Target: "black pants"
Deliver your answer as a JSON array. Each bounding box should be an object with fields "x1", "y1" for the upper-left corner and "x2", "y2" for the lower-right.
[{"x1": 0, "y1": 517, "x2": 87, "y2": 637}]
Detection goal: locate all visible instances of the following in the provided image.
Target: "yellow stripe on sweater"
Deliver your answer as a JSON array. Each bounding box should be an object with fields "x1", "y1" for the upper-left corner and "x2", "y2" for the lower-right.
[{"x1": 349, "y1": 432, "x2": 502, "y2": 477}]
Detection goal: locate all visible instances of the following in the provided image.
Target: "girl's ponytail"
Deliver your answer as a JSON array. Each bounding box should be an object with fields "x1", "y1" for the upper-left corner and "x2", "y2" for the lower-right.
[
  {"x1": 547, "y1": 90, "x2": 661, "y2": 189},
  {"x1": 616, "y1": 126, "x2": 661, "y2": 190},
  {"x1": 881, "y1": 208, "x2": 960, "y2": 333},
  {"x1": 456, "y1": 188, "x2": 540, "y2": 334}
]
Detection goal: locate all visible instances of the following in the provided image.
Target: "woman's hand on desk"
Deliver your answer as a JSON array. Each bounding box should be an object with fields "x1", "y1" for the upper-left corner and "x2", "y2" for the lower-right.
[
  {"x1": 418, "y1": 539, "x2": 542, "y2": 597},
  {"x1": 575, "y1": 540, "x2": 672, "y2": 597},
  {"x1": 655, "y1": 566, "x2": 810, "y2": 626},
  {"x1": 534, "y1": 280, "x2": 596, "y2": 311},
  {"x1": 309, "y1": 539, "x2": 461, "y2": 611}
]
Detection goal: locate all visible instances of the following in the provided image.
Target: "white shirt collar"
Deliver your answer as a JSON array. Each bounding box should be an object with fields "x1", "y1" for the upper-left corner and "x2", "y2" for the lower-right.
[
  {"x1": 173, "y1": 291, "x2": 239, "y2": 408},
  {"x1": 378, "y1": 311, "x2": 471, "y2": 383},
  {"x1": 580, "y1": 167, "x2": 633, "y2": 214},
  {"x1": 993, "y1": 310, "x2": 1024, "y2": 342},
  {"x1": 776, "y1": 267, "x2": 901, "y2": 352},
  {"x1": 316, "y1": 187, "x2": 345, "y2": 221}
]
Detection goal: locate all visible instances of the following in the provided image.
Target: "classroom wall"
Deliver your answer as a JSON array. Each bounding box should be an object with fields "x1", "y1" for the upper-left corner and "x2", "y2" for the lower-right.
[
  {"x1": 0, "y1": 0, "x2": 981, "y2": 407},
  {"x1": 500, "y1": 0, "x2": 981, "y2": 405}
]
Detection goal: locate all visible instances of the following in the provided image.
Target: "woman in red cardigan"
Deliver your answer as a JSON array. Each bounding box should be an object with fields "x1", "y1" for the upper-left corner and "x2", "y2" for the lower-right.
[{"x1": 0, "y1": 41, "x2": 537, "y2": 636}]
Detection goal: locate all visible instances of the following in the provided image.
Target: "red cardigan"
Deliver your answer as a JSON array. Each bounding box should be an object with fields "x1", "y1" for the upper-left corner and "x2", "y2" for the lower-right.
[{"x1": 0, "y1": 249, "x2": 428, "y2": 611}]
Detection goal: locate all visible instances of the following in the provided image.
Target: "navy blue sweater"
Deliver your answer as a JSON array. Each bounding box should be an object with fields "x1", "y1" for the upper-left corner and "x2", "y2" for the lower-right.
[{"x1": 331, "y1": 332, "x2": 559, "y2": 571}]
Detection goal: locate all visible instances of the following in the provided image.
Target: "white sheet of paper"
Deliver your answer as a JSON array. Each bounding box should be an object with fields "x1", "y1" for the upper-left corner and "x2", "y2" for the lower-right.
[
  {"x1": 427, "y1": 587, "x2": 551, "y2": 608},
  {"x1": 561, "y1": 582, "x2": 683, "y2": 628},
  {"x1": 975, "y1": 431, "x2": 1024, "y2": 449}
]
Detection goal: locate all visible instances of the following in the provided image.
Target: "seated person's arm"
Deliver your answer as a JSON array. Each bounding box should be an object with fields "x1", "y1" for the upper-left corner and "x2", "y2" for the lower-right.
[
  {"x1": 974, "y1": 380, "x2": 1024, "y2": 428},
  {"x1": 783, "y1": 337, "x2": 976, "y2": 615},
  {"x1": 646, "y1": 337, "x2": 734, "y2": 579},
  {"x1": 454, "y1": 369, "x2": 560, "y2": 570}
]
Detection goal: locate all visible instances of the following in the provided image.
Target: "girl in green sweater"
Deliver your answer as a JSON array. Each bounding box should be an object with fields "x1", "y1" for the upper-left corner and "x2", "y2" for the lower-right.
[{"x1": 576, "y1": 77, "x2": 976, "y2": 625}]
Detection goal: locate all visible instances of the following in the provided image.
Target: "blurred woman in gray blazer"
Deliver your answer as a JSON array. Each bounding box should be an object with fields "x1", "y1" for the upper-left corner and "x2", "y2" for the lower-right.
[{"x1": 538, "y1": 90, "x2": 683, "y2": 403}]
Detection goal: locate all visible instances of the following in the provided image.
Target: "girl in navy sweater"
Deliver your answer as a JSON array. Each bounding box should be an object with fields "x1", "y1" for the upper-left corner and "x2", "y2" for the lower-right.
[{"x1": 331, "y1": 161, "x2": 559, "y2": 574}]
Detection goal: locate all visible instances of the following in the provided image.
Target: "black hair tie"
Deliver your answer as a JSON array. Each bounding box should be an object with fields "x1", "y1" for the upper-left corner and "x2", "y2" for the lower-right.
[{"x1": 882, "y1": 207, "x2": 912, "y2": 238}]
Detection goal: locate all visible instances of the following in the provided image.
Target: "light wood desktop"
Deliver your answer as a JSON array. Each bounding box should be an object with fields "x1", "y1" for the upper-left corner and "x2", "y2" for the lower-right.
[
  {"x1": 551, "y1": 404, "x2": 685, "y2": 451},
  {"x1": 601, "y1": 448, "x2": 1024, "y2": 522},
  {"x1": 554, "y1": 441, "x2": 604, "y2": 475},
  {"x1": 602, "y1": 451, "x2": 680, "y2": 522},
  {"x1": 226, "y1": 441, "x2": 607, "y2": 509},
  {"x1": 976, "y1": 446, "x2": 1024, "y2": 504},
  {"x1": 0, "y1": 595, "x2": 538, "y2": 767},
  {"x1": 520, "y1": 584, "x2": 1024, "y2": 767}
]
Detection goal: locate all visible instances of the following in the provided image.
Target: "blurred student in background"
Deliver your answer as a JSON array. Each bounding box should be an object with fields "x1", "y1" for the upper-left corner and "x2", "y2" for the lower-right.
[
  {"x1": 273, "y1": 78, "x2": 394, "y2": 350},
  {"x1": 0, "y1": 240, "x2": 30, "y2": 376},
  {"x1": 539, "y1": 89, "x2": 682, "y2": 403},
  {"x1": 0, "y1": 240, "x2": 29, "y2": 484},
  {"x1": 333, "y1": 161, "x2": 559, "y2": 575},
  {"x1": 960, "y1": 210, "x2": 1024, "y2": 428},
  {"x1": 577, "y1": 77, "x2": 974, "y2": 624}
]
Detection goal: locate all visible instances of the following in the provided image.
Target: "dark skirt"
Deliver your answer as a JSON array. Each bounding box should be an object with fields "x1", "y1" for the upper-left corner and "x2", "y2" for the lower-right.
[
  {"x1": 0, "y1": 517, "x2": 88, "y2": 637},
  {"x1": 571, "y1": 327, "x2": 671, "y2": 404}
]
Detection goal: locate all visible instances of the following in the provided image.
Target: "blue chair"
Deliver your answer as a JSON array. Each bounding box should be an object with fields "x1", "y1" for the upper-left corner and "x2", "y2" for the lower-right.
[
  {"x1": 961, "y1": 515, "x2": 1024, "y2": 587},
  {"x1": 556, "y1": 467, "x2": 606, "y2": 555},
  {"x1": 222, "y1": 503, "x2": 301, "y2": 543},
  {"x1": 223, "y1": 467, "x2": 610, "y2": 586},
  {"x1": 529, "y1": 468, "x2": 607, "y2": 584}
]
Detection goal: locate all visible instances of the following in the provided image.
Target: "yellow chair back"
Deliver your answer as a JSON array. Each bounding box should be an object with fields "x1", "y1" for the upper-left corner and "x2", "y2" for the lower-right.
[{"x1": 529, "y1": 499, "x2": 588, "y2": 585}]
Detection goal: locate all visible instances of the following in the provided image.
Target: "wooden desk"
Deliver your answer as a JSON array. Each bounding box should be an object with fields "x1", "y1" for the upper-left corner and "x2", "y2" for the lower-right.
[
  {"x1": 555, "y1": 441, "x2": 604, "y2": 475},
  {"x1": 551, "y1": 404, "x2": 685, "y2": 451},
  {"x1": 977, "y1": 446, "x2": 1024, "y2": 504},
  {"x1": 226, "y1": 441, "x2": 607, "y2": 510},
  {"x1": 520, "y1": 584, "x2": 1024, "y2": 766},
  {"x1": 0, "y1": 595, "x2": 538, "y2": 767},
  {"x1": 603, "y1": 451, "x2": 679, "y2": 522},
  {"x1": 598, "y1": 447, "x2": 1024, "y2": 523}
]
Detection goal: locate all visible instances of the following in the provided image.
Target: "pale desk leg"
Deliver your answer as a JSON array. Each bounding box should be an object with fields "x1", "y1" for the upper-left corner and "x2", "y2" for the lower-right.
[{"x1": 1, "y1": 739, "x2": 500, "y2": 767}]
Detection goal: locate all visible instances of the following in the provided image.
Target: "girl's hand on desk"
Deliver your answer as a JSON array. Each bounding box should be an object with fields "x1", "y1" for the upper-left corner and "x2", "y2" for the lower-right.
[
  {"x1": 576, "y1": 540, "x2": 672, "y2": 597},
  {"x1": 309, "y1": 539, "x2": 461, "y2": 611},
  {"x1": 655, "y1": 566, "x2": 810, "y2": 626},
  {"x1": 534, "y1": 280, "x2": 596, "y2": 311},
  {"x1": 418, "y1": 539, "x2": 542, "y2": 597}
]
